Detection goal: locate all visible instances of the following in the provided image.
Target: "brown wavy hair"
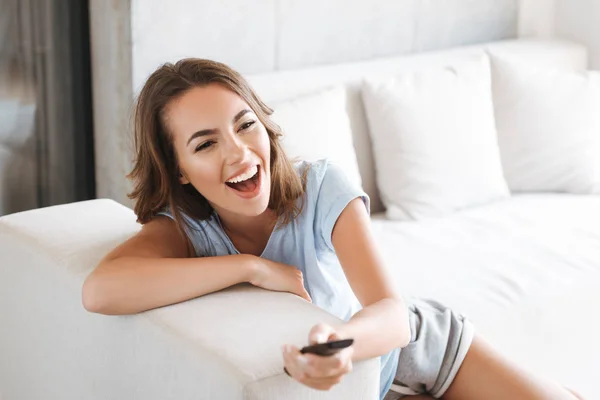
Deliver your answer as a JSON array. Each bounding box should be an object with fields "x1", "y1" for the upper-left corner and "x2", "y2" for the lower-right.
[{"x1": 127, "y1": 58, "x2": 306, "y2": 239}]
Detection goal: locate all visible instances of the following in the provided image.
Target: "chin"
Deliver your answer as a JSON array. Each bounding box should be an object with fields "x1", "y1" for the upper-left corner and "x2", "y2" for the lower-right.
[{"x1": 237, "y1": 196, "x2": 271, "y2": 217}]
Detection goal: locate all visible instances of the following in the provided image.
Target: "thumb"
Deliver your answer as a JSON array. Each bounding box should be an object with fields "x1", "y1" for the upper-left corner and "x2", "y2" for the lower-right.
[
  {"x1": 301, "y1": 287, "x2": 312, "y2": 303},
  {"x1": 293, "y1": 283, "x2": 311, "y2": 303},
  {"x1": 308, "y1": 323, "x2": 337, "y2": 345}
]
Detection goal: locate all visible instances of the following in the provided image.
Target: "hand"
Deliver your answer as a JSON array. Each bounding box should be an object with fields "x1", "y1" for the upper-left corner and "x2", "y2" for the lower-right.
[
  {"x1": 249, "y1": 257, "x2": 312, "y2": 303},
  {"x1": 282, "y1": 323, "x2": 353, "y2": 391}
]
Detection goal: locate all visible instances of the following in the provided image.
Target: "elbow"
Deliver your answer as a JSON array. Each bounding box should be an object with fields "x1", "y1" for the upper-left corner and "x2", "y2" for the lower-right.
[
  {"x1": 82, "y1": 271, "x2": 140, "y2": 315},
  {"x1": 394, "y1": 297, "x2": 412, "y2": 348},
  {"x1": 81, "y1": 275, "x2": 111, "y2": 314}
]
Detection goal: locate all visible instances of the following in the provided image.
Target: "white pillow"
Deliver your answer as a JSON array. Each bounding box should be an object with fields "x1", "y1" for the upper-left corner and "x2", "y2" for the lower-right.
[
  {"x1": 362, "y1": 55, "x2": 510, "y2": 221},
  {"x1": 268, "y1": 86, "x2": 362, "y2": 187},
  {"x1": 490, "y1": 54, "x2": 600, "y2": 194}
]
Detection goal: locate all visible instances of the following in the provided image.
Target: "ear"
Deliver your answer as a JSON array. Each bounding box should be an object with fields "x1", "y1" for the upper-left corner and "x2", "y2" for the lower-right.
[{"x1": 179, "y1": 170, "x2": 190, "y2": 185}]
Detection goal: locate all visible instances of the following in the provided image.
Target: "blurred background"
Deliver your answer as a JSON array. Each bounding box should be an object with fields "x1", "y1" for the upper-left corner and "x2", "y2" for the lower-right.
[
  {"x1": 0, "y1": 0, "x2": 597, "y2": 216},
  {"x1": 1, "y1": 0, "x2": 94, "y2": 215}
]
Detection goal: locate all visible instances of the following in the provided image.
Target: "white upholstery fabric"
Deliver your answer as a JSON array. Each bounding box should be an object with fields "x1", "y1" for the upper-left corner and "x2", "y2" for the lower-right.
[
  {"x1": 371, "y1": 194, "x2": 600, "y2": 398},
  {"x1": 3, "y1": 197, "x2": 599, "y2": 398},
  {"x1": 0, "y1": 199, "x2": 379, "y2": 400},
  {"x1": 270, "y1": 86, "x2": 362, "y2": 187},
  {"x1": 491, "y1": 54, "x2": 600, "y2": 193},
  {"x1": 362, "y1": 55, "x2": 509, "y2": 220}
]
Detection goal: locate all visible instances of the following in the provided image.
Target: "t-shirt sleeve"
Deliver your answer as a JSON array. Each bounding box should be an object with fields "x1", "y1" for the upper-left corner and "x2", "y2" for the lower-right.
[
  {"x1": 154, "y1": 207, "x2": 205, "y2": 257},
  {"x1": 314, "y1": 160, "x2": 370, "y2": 251}
]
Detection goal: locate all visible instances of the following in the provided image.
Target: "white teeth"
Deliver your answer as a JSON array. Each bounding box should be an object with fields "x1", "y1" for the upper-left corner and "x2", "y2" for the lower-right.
[{"x1": 227, "y1": 165, "x2": 258, "y2": 183}]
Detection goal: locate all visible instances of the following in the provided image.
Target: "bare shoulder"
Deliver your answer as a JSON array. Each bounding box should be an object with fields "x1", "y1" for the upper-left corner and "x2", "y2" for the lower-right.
[{"x1": 102, "y1": 215, "x2": 192, "y2": 262}]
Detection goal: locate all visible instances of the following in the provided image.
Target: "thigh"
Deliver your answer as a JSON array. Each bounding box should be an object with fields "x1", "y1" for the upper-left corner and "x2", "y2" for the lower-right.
[{"x1": 442, "y1": 335, "x2": 578, "y2": 400}]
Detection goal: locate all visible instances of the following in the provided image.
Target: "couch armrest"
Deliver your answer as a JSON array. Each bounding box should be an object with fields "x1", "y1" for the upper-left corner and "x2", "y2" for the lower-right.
[{"x1": 0, "y1": 199, "x2": 379, "y2": 400}]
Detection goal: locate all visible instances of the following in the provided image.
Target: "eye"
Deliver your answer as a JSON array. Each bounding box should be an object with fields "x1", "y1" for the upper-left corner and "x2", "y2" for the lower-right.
[
  {"x1": 195, "y1": 140, "x2": 214, "y2": 152},
  {"x1": 239, "y1": 120, "x2": 256, "y2": 131}
]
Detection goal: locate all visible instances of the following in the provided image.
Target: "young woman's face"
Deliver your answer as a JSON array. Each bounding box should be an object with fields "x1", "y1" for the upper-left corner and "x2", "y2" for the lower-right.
[{"x1": 166, "y1": 84, "x2": 271, "y2": 217}]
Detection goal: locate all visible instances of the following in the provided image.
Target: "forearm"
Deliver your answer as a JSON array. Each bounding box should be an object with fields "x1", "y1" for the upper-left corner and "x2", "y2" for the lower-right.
[
  {"x1": 82, "y1": 254, "x2": 256, "y2": 315},
  {"x1": 336, "y1": 297, "x2": 411, "y2": 362}
]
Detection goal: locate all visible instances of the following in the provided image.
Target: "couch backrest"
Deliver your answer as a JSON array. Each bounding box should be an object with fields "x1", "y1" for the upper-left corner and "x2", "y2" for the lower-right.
[{"x1": 246, "y1": 39, "x2": 587, "y2": 213}]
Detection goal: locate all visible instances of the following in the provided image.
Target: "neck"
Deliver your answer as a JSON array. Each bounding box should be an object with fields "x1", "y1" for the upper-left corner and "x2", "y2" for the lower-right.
[{"x1": 215, "y1": 207, "x2": 278, "y2": 240}]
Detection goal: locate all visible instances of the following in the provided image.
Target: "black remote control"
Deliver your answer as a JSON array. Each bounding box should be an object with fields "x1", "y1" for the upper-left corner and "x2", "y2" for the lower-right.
[
  {"x1": 284, "y1": 339, "x2": 354, "y2": 376},
  {"x1": 300, "y1": 338, "x2": 354, "y2": 356}
]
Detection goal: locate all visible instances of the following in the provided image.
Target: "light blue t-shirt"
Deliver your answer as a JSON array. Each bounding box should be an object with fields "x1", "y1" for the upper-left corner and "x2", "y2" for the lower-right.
[{"x1": 159, "y1": 159, "x2": 398, "y2": 399}]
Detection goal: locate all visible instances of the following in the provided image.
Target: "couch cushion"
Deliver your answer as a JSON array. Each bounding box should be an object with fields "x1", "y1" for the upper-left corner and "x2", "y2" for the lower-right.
[
  {"x1": 362, "y1": 55, "x2": 510, "y2": 221},
  {"x1": 491, "y1": 54, "x2": 600, "y2": 194},
  {"x1": 371, "y1": 194, "x2": 600, "y2": 397},
  {"x1": 269, "y1": 86, "x2": 362, "y2": 187}
]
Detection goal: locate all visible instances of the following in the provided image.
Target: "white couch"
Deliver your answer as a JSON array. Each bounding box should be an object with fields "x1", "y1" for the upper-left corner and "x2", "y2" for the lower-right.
[{"x1": 1, "y1": 39, "x2": 599, "y2": 400}]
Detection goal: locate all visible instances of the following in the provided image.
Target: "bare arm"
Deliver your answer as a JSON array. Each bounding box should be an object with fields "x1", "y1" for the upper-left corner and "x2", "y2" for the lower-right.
[
  {"x1": 280, "y1": 199, "x2": 410, "y2": 391},
  {"x1": 82, "y1": 216, "x2": 256, "y2": 315},
  {"x1": 331, "y1": 199, "x2": 411, "y2": 361},
  {"x1": 82, "y1": 216, "x2": 310, "y2": 315}
]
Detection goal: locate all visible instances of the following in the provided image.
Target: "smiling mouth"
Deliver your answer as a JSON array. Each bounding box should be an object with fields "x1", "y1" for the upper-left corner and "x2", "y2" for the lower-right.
[{"x1": 225, "y1": 165, "x2": 260, "y2": 193}]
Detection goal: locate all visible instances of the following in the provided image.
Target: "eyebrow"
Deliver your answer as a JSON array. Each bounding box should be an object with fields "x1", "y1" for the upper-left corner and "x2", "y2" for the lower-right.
[{"x1": 186, "y1": 109, "x2": 252, "y2": 147}]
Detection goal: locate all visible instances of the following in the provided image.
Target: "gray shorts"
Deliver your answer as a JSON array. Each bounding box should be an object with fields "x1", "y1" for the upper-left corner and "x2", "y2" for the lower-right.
[{"x1": 384, "y1": 299, "x2": 475, "y2": 399}]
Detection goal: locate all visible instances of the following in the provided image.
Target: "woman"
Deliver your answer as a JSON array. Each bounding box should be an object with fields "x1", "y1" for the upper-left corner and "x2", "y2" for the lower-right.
[{"x1": 82, "y1": 58, "x2": 582, "y2": 400}]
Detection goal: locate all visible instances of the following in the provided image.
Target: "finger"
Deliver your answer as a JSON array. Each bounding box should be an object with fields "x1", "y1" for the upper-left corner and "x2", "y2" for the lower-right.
[
  {"x1": 287, "y1": 287, "x2": 310, "y2": 303},
  {"x1": 282, "y1": 347, "x2": 298, "y2": 378},
  {"x1": 304, "y1": 372, "x2": 346, "y2": 384},
  {"x1": 303, "y1": 352, "x2": 353, "y2": 378},
  {"x1": 282, "y1": 345, "x2": 306, "y2": 381},
  {"x1": 283, "y1": 346, "x2": 348, "y2": 391},
  {"x1": 287, "y1": 357, "x2": 346, "y2": 391},
  {"x1": 308, "y1": 323, "x2": 336, "y2": 345},
  {"x1": 285, "y1": 345, "x2": 352, "y2": 379},
  {"x1": 299, "y1": 287, "x2": 312, "y2": 303},
  {"x1": 293, "y1": 270, "x2": 311, "y2": 303},
  {"x1": 299, "y1": 373, "x2": 346, "y2": 391}
]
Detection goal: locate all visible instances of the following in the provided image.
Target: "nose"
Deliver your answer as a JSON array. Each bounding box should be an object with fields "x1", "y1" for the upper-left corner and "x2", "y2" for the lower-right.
[{"x1": 223, "y1": 130, "x2": 249, "y2": 165}]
